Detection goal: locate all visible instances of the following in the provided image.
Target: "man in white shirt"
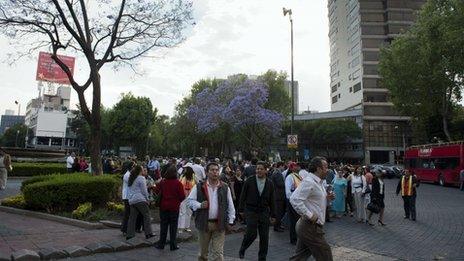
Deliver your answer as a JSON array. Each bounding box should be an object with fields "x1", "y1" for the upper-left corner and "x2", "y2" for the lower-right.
[
  {"x1": 192, "y1": 158, "x2": 206, "y2": 181},
  {"x1": 188, "y1": 162, "x2": 235, "y2": 261},
  {"x1": 66, "y1": 152, "x2": 75, "y2": 173},
  {"x1": 290, "y1": 156, "x2": 334, "y2": 261}
]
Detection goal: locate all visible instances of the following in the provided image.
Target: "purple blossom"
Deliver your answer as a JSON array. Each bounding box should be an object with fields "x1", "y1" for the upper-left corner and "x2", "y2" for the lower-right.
[{"x1": 187, "y1": 79, "x2": 283, "y2": 136}]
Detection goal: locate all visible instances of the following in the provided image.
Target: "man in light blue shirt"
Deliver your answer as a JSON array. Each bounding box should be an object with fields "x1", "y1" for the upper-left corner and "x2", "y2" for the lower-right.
[{"x1": 147, "y1": 156, "x2": 160, "y2": 179}]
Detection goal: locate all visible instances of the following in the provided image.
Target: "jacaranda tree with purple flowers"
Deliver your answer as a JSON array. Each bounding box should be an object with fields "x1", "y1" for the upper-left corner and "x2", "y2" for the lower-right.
[{"x1": 188, "y1": 78, "x2": 284, "y2": 152}]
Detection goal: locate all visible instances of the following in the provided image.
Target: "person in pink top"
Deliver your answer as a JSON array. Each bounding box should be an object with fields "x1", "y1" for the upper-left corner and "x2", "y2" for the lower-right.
[{"x1": 364, "y1": 167, "x2": 373, "y2": 185}]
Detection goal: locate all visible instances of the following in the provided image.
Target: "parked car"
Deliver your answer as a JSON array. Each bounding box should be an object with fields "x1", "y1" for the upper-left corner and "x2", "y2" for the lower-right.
[
  {"x1": 382, "y1": 163, "x2": 405, "y2": 178},
  {"x1": 368, "y1": 164, "x2": 401, "y2": 179}
]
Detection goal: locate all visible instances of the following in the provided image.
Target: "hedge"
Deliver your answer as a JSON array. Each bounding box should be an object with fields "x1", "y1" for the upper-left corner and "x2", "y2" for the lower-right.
[
  {"x1": 1, "y1": 194, "x2": 26, "y2": 209},
  {"x1": 10, "y1": 163, "x2": 66, "y2": 177},
  {"x1": 22, "y1": 174, "x2": 120, "y2": 213}
]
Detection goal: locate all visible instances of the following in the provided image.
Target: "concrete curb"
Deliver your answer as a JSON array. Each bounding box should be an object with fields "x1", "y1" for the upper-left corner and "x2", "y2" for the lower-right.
[
  {"x1": 1, "y1": 232, "x2": 195, "y2": 260},
  {"x1": 0, "y1": 206, "x2": 105, "y2": 229}
]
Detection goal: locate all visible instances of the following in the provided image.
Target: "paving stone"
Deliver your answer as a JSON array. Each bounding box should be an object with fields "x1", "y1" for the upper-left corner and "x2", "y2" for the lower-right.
[
  {"x1": 0, "y1": 251, "x2": 10, "y2": 261},
  {"x1": 63, "y1": 245, "x2": 91, "y2": 258},
  {"x1": 84, "y1": 242, "x2": 114, "y2": 254},
  {"x1": 176, "y1": 232, "x2": 193, "y2": 243},
  {"x1": 107, "y1": 240, "x2": 132, "y2": 251},
  {"x1": 38, "y1": 247, "x2": 68, "y2": 260},
  {"x1": 11, "y1": 249, "x2": 40, "y2": 261},
  {"x1": 126, "y1": 237, "x2": 153, "y2": 248}
]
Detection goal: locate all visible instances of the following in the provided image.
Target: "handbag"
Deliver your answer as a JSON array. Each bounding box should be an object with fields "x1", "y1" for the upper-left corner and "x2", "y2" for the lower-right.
[{"x1": 367, "y1": 201, "x2": 380, "y2": 214}]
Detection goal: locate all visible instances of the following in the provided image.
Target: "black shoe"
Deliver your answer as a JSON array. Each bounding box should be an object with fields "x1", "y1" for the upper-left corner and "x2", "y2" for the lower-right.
[
  {"x1": 411, "y1": 218, "x2": 416, "y2": 221},
  {"x1": 326, "y1": 219, "x2": 333, "y2": 223},
  {"x1": 404, "y1": 216, "x2": 409, "y2": 219},
  {"x1": 145, "y1": 234, "x2": 155, "y2": 239},
  {"x1": 170, "y1": 245, "x2": 179, "y2": 251},
  {"x1": 126, "y1": 236, "x2": 134, "y2": 240},
  {"x1": 154, "y1": 243, "x2": 164, "y2": 250},
  {"x1": 239, "y1": 250, "x2": 245, "y2": 259},
  {"x1": 136, "y1": 229, "x2": 142, "y2": 233},
  {"x1": 378, "y1": 220, "x2": 386, "y2": 226},
  {"x1": 290, "y1": 240, "x2": 297, "y2": 245}
]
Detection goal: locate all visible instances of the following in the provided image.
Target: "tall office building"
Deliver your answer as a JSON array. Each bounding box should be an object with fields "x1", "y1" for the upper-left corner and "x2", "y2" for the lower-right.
[{"x1": 328, "y1": 0, "x2": 426, "y2": 163}]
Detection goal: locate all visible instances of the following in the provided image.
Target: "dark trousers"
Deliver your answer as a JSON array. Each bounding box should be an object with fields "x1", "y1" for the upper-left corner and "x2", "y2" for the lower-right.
[
  {"x1": 127, "y1": 202, "x2": 153, "y2": 238},
  {"x1": 274, "y1": 200, "x2": 286, "y2": 230},
  {"x1": 240, "y1": 211, "x2": 270, "y2": 261},
  {"x1": 288, "y1": 202, "x2": 300, "y2": 244},
  {"x1": 121, "y1": 199, "x2": 143, "y2": 233},
  {"x1": 290, "y1": 218, "x2": 333, "y2": 261},
  {"x1": 158, "y1": 210, "x2": 180, "y2": 247},
  {"x1": 403, "y1": 195, "x2": 416, "y2": 219},
  {"x1": 345, "y1": 195, "x2": 354, "y2": 213}
]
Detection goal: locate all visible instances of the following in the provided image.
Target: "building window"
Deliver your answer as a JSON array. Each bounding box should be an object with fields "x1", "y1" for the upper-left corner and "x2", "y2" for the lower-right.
[
  {"x1": 331, "y1": 82, "x2": 339, "y2": 93},
  {"x1": 349, "y1": 87, "x2": 353, "y2": 92},
  {"x1": 353, "y1": 82, "x2": 361, "y2": 93},
  {"x1": 332, "y1": 95, "x2": 338, "y2": 104},
  {"x1": 338, "y1": 93, "x2": 341, "y2": 98}
]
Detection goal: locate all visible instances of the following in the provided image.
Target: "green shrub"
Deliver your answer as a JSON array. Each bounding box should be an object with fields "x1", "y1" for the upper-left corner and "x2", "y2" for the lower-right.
[
  {"x1": 1, "y1": 194, "x2": 26, "y2": 209},
  {"x1": 72, "y1": 202, "x2": 92, "y2": 219},
  {"x1": 22, "y1": 174, "x2": 119, "y2": 213},
  {"x1": 10, "y1": 163, "x2": 66, "y2": 177},
  {"x1": 107, "y1": 201, "x2": 124, "y2": 213},
  {"x1": 21, "y1": 174, "x2": 62, "y2": 192}
]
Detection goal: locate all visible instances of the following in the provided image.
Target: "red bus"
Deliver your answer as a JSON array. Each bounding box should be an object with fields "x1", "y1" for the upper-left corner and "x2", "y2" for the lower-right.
[{"x1": 404, "y1": 141, "x2": 464, "y2": 186}]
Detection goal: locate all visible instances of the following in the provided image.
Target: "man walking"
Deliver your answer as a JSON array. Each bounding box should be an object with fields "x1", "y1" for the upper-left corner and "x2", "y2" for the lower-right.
[
  {"x1": 66, "y1": 152, "x2": 75, "y2": 173},
  {"x1": 271, "y1": 161, "x2": 286, "y2": 232},
  {"x1": 238, "y1": 161, "x2": 276, "y2": 260},
  {"x1": 147, "y1": 156, "x2": 160, "y2": 180},
  {"x1": 290, "y1": 156, "x2": 334, "y2": 261},
  {"x1": 396, "y1": 169, "x2": 419, "y2": 221},
  {"x1": 188, "y1": 162, "x2": 236, "y2": 261}
]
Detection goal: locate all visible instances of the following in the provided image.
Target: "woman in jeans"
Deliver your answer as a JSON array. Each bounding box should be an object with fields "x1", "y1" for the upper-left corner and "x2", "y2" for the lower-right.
[
  {"x1": 126, "y1": 165, "x2": 154, "y2": 240},
  {"x1": 154, "y1": 165, "x2": 185, "y2": 251},
  {"x1": 351, "y1": 166, "x2": 367, "y2": 223}
]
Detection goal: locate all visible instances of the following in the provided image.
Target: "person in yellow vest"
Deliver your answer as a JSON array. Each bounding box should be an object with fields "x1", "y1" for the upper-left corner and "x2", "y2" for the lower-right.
[
  {"x1": 178, "y1": 164, "x2": 196, "y2": 232},
  {"x1": 396, "y1": 169, "x2": 419, "y2": 221},
  {"x1": 285, "y1": 162, "x2": 302, "y2": 245}
]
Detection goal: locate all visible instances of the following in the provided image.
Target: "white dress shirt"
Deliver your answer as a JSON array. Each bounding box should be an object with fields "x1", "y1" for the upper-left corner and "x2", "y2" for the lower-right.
[
  {"x1": 122, "y1": 171, "x2": 130, "y2": 200},
  {"x1": 187, "y1": 180, "x2": 236, "y2": 224},
  {"x1": 192, "y1": 164, "x2": 206, "y2": 181},
  {"x1": 290, "y1": 172, "x2": 327, "y2": 225},
  {"x1": 66, "y1": 156, "x2": 74, "y2": 168}
]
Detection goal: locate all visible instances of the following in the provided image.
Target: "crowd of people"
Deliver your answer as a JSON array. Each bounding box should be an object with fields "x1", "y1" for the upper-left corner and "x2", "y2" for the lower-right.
[{"x1": 111, "y1": 154, "x2": 425, "y2": 261}]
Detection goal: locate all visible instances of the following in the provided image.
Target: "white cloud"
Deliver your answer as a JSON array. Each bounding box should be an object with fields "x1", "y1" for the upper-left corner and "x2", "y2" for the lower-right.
[{"x1": 0, "y1": 0, "x2": 330, "y2": 117}]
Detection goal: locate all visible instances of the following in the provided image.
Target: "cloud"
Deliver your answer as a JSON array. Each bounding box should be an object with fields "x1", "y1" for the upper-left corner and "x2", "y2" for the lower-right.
[{"x1": 0, "y1": 0, "x2": 331, "y2": 118}]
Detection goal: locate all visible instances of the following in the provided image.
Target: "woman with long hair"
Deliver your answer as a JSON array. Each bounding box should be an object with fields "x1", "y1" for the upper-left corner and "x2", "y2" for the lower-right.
[
  {"x1": 154, "y1": 165, "x2": 185, "y2": 251},
  {"x1": 126, "y1": 165, "x2": 154, "y2": 240},
  {"x1": 178, "y1": 166, "x2": 196, "y2": 232},
  {"x1": 351, "y1": 166, "x2": 367, "y2": 223}
]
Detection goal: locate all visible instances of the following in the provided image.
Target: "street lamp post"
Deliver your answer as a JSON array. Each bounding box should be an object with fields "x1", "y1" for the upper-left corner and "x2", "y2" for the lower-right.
[
  {"x1": 15, "y1": 130, "x2": 20, "y2": 148},
  {"x1": 146, "y1": 132, "x2": 152, "y2": 155},
  {"x1": 283, "y1": 7, "x2": 294, "y2": 135},
  {"x1": 283, "y1": 7, "x2": 296, "y2": 160}
]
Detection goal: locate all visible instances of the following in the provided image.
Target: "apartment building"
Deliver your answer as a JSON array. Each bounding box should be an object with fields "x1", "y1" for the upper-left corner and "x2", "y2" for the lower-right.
[{"x1": 328, "y1": 0, "x2": 426, "y2": 163}]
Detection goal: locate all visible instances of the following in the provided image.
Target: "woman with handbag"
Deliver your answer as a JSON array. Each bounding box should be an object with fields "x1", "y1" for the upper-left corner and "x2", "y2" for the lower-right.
[
  {"x1": 367, "y1": 169, "x2": 386, "y2": 226},
  {"x1": 154, "y1": 165, "x2": 185, "y2": 251}
]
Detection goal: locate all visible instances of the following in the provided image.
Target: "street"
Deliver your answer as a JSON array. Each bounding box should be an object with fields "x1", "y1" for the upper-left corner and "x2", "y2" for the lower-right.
[{"x1": 72, "y1": 179, "x2": 464, "y2": 260}]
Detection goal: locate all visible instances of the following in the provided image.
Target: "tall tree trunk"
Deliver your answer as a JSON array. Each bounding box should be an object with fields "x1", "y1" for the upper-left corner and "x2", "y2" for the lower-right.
[
  {"x1": 90, "y1": 72, "x2": 103, "y2": 175},
  {"x1": 442, "y1": 91, "x2": 452, "y2": 141}
]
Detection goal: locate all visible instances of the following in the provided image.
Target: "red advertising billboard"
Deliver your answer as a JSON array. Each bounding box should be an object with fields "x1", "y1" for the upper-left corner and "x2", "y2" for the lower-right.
[{"x1": 36, "y1": 52, "x2": 75, "y2": 85}]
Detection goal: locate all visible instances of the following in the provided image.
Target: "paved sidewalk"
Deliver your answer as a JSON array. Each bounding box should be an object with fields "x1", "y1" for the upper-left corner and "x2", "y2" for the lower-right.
[{"x1": 0, "y1": 211, "x2": 124, "y2": 255}]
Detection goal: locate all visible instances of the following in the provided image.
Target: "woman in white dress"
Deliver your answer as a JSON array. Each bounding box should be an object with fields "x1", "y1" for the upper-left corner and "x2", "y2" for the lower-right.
[{"x1": 177, "y1": 166, "x2": 196, "y2": 232}]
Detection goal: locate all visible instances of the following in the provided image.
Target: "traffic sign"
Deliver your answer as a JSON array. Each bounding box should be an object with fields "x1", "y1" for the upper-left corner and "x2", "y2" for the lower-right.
[{"x1": 287, "y1": 134, "x2": 298, "y2": 149}]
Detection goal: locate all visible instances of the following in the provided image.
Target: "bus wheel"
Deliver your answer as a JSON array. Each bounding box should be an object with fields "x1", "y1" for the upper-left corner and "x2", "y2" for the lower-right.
[{"x1": 438, "y1": 174, "x2": 446, "y2": 187}]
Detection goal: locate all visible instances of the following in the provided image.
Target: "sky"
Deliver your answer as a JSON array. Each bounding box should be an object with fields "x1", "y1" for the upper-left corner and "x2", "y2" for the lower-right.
[{"x1": 0, "y1": 0, "x2": 330, "y2": 118}]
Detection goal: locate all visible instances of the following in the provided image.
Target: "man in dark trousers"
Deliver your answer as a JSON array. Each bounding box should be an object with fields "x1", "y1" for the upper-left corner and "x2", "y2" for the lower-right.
[
  {"x1": 396, "y1": 169, "x2": 419, "y2": 221},
  {"x1": 239, "y1": 161, "x2": 276, "y2": 260},
  {"x1": 271, "y1": 161, "x2": 286, "y2": 232}
]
